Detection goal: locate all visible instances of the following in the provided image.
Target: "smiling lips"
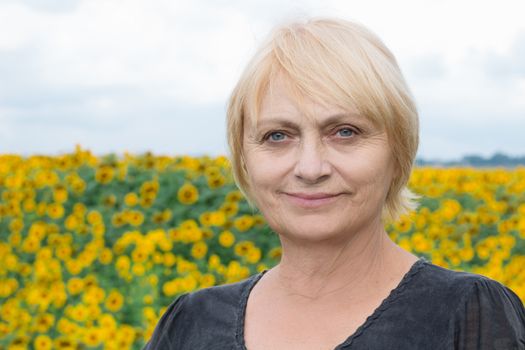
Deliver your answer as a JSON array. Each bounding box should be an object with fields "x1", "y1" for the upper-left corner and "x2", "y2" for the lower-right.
[{"x1": 283, "y1": 192, "x2": 342, "y2": 208}]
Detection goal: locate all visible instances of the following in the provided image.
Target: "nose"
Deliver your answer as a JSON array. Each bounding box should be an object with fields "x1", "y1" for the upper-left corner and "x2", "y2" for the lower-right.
[{"x1": 293, "y1": 138, "x2": 331, "y2": 184}]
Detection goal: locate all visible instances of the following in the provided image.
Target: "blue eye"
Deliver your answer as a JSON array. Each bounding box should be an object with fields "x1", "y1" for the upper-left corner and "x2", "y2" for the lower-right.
[
  {"x1": 267, "y1": 131, "x2": 286, "y2": 141},
  {"x1": 337, "y1": 128, "x2": 355, "y2": 137}
]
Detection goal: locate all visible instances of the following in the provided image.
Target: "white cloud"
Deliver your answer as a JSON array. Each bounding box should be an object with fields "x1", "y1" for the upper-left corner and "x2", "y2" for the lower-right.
[
  {"x1": 0, "y1": 3, "x2": 39, "y2": 50},
  {"x1": 321, "y1": 0, "x2": 525, "y2": 60},
  {"x1": 0, "y1": 0, "x2": 524, "y2": 158},
  {"x1": 1, "y1": 0, "x2": 268, "y2": 105}
]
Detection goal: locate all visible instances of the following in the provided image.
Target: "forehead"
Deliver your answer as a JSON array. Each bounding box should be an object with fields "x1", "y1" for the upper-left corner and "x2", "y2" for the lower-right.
[{"x1": 249, "y1": 75, "x2": 373, "y2": 128}]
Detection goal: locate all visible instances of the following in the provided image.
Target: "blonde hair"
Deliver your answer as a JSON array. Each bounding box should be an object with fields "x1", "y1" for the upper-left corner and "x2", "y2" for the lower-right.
[{"x1": 227, "y1": 17, "x2": 419, "y2": 223}]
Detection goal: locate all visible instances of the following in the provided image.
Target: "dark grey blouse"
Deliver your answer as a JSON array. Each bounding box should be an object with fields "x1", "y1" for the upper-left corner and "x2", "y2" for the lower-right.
[{"x1": 143, "y1": 258, "x2": 525, "y2": 349}]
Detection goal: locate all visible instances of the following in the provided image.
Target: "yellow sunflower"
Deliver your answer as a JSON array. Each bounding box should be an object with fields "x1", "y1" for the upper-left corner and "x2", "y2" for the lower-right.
[{"x1": 177, "y1": 183, "x2": 199, "y2": 205}]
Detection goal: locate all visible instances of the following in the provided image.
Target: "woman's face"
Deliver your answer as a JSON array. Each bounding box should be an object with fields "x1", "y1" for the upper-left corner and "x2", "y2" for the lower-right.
[{"x1": 242, "y1": 76, "x2": 397, "y2": 243}]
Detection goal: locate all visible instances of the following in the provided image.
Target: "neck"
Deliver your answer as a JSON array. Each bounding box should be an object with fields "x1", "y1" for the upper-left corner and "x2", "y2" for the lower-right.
[{"x1": 272, "y1": 223, "x2": 417, "y2": 303}]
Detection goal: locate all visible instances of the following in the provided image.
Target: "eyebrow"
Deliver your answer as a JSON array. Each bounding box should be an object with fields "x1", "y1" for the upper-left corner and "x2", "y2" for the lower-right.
[{"x1": 256, "y1": 113, "x2": 368, "y2": 129}]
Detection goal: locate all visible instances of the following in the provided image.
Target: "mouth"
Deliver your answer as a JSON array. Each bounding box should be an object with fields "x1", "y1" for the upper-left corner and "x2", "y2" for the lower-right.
[{"x1": 282, "y1": 192, "x2": 343, "y2": 208}]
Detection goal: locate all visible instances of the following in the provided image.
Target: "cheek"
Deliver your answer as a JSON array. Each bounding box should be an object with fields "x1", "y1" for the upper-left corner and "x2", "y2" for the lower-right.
[
  {"x1": 334, "y1": 150, "x2": 393, "y2": 194},
  {"x1": 245, "y1": 152, "x2": 289, "y2": 188},
  {"x1": 244, "y1": 155, "x2": 295, "y2": 217}
]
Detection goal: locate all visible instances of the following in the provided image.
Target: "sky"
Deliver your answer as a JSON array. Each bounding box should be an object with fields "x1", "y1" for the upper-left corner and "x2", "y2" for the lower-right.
[{"x1": 0, "y1": 0, "x2": 524, "y2": 161}]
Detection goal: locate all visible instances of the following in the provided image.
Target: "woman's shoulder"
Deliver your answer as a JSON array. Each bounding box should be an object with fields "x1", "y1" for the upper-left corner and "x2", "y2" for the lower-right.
[
  {"x1": 183, "y1": 272, "x2": 261, "y2": 309},
  {"x1": 143, "y1": 273, "x2": 261, "y2": 349},
  {"x1": 413, "y1": 260, "x2": 525, "y2": 348},
  {"x1": 384, "y1": 259, "x2": 500, "y2": 320},
  {"x1": 414, "y1": 259, "x2": 520, "y2": 299},
  {"x1": 155, "y1": 277, "x2": 250, "y2": 319},
  {"x1": 365, "y1": 259, "x2": 524, "y2": 349},
  {"x1": 412, "y1": 260, "x2": 524, "y2": 311},
  {"x1": 397, "y1": 259, "x2": 525, "y2": 324}
]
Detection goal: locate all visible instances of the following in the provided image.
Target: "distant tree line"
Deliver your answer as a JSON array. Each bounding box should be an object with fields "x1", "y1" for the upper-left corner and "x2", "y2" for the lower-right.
[{"x1": 415, "y1": 152, "x2": 525, "y2": 167}]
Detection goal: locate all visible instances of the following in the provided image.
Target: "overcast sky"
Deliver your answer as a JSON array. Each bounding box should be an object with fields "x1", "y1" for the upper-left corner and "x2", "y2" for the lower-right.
[{"x1": 1, "y1": 0, "x2": 524, "y2": 160}]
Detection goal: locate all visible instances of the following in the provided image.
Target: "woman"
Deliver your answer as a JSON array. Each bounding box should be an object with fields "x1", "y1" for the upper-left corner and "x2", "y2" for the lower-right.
[{"x1": 144, "y1": 17, "x2": 525, "y2": 349}]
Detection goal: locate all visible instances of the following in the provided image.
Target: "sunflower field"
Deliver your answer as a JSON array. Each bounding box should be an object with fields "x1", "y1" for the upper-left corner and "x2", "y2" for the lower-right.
[{"x1": 1, "y1": 145, "x2": 524, "y2": 349}]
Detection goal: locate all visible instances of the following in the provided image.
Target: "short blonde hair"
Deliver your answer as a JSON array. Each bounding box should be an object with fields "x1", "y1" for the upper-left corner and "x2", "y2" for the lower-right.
[{"x1": 226, "y1": 17, "x2": 419, "y2": 223}]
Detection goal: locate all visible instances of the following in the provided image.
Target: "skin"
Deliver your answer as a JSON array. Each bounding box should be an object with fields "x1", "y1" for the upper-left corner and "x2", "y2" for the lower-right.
[
  {"x1": 242, "y1": 74, "x2": 419, "y2": 304},
  {"x1": 241, "y1": 75, "x2": 421, "y2": 350}
]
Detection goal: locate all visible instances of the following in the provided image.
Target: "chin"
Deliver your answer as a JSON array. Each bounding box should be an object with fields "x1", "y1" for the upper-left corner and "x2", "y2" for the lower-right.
[{"x1": 277, "y1": 219, "x2": 348, "y2": 242}]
